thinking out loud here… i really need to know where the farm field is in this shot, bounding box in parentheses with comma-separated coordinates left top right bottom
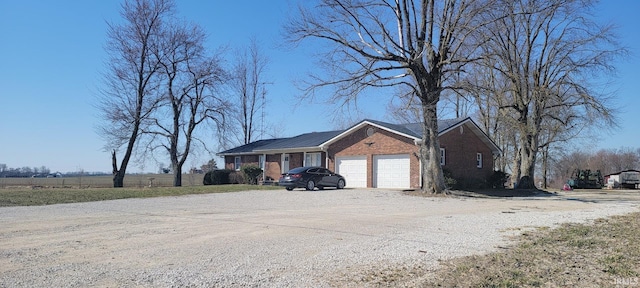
(0, 173, 205, 189)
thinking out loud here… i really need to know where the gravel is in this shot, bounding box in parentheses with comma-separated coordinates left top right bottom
(0, 189, 637, 287)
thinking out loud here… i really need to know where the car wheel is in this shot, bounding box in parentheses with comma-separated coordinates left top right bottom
(337, 179, 345, 189)
(305, 180, 315, 191)
(286, 187, 294, 191)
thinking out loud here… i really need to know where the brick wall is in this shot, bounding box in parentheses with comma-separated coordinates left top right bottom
(223, 156, 234, 170)
(328, 124, 421, 188)
(438, 122, 494, 187)
(224, 155, 259, 171)
(264, 154, 281, 181)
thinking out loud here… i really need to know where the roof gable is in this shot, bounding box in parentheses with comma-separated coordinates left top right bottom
(319, 117, 481, 149)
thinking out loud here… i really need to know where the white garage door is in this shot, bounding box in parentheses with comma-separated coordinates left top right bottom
(336, 156, 367, 188)
(373, 154, 410, 189)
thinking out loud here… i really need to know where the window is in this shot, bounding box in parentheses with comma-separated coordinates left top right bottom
(440, 148, 446, 166)
(234, 156, 241, 171)
(477, 153, 483, 168)
(259, 155, 265, 170)
(305, 152, 322, 167)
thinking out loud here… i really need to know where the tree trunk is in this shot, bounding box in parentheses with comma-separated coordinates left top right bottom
(113, 171, 125, 188)
(541, 146, 548, 189)
(172, 163, 182, 187)
(420, 103, 446, 194)
(170, 136, 182, 187)
(112, 150, 125, 188)
(517, 133, 537, 189)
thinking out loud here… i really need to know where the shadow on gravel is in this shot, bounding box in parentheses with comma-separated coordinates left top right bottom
(448, 189, 557, 198)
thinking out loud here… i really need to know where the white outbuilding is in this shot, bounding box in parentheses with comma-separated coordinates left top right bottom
(605, 170, 640, 189)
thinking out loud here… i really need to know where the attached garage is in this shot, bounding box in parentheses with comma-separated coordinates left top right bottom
(373, 154, 410, 189)
(335, 156, 367, 188)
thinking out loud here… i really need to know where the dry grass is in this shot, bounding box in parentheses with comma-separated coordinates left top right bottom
(346, 212, 640, 287)
(0, 184, 281, 207)
(424, 212, 640, 287)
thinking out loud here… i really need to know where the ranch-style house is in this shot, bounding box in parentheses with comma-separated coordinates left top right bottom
(218, 117, 501, 189)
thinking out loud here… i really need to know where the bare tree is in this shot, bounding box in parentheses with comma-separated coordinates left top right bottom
(285, 0, 496, 194)
(98, 0, 173, 187)
(478, 0, 624, 188)
(457, 62, 516, 174)
(231, 38, 270, 145)
(145, 22, 228, 187)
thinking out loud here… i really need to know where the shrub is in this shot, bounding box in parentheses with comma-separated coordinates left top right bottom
(443, 168, 458, 189)
(229, 171, 245, 184)
(443, 169, 493, 190)
(203, 169, 232, 185)
(241, 165, 263, 185)
(488, 170, 510, 189)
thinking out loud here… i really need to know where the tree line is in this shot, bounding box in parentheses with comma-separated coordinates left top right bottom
(0, 164, 52, 178)
(0, 164, 110, 178)
(546, 147, 640, 188)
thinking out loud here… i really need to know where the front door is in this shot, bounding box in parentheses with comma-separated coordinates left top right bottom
(282, 154, 290, 173)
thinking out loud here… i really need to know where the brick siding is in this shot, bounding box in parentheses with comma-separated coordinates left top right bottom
(438, 123, 494, 186)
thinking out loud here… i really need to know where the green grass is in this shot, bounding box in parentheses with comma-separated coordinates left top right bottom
(0, 184, 281, 207)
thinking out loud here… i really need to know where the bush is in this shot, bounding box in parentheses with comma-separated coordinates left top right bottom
(241, 165, 263, 185)
(488, 170, 510, 189)
(229, 171, 245, 184)
(443, 169, 493, 190)
(203, 169, 233, 185)
(443, 168, 458, 189)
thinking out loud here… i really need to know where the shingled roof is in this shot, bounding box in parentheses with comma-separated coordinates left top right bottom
(218, 117, 499, 155)
(256, 130, 344, 151)
(218, 130, 344, 155)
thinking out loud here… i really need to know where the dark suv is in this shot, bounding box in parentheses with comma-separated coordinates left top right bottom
(278, 166, 346, 191)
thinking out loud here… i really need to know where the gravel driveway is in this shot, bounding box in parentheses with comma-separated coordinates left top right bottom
(1, 188, 638, 287)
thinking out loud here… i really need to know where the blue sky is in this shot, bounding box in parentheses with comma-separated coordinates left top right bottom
(0, 1, 638, 173)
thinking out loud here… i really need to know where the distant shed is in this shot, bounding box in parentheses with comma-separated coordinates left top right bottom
(604, 169, 640, 189)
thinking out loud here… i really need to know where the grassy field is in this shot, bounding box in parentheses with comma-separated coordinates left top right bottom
(0, 184, 281, 207)
(0, 173, 205, 189)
